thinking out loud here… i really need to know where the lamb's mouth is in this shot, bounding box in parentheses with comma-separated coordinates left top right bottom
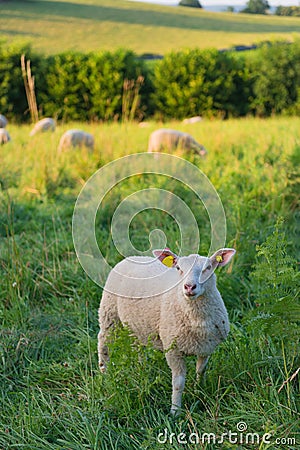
(184, 293, 200, 300)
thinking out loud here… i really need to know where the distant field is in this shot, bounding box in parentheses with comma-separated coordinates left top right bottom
(1, 0, 300, 55)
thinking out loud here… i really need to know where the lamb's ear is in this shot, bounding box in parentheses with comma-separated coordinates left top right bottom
(152, 248, 178, 267)
(210, 248, 236, 268)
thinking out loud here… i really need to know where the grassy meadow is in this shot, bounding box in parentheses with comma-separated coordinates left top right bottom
(0, 117, 299, 448)
(1, 0, 300, 55)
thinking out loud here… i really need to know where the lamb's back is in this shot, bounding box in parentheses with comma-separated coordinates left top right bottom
(104, 256, 175, 298)
(104, 256, 167, 347)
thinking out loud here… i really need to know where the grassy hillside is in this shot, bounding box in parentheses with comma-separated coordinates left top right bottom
(0, 117, 299, 448)
(1, 0, 300, 55)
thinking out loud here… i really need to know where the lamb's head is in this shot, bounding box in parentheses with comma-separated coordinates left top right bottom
(188, 137, 207, 157)
(195, 143, 208, 157)
(153, 248, 236, 300)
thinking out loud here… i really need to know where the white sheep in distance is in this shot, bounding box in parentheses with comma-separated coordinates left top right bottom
(29, 117, 56, 136)
(58, 129, 94, 152)
(98, 247, 236, 415)
(0, 129, 11, 145)
(182, 116, 203, 124)
(0, 114, 8, 128)
(147, 128, 207, 156)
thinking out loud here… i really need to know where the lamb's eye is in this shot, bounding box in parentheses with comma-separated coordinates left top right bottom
(204, 264, 211, 271)
(176, 265, 181, 271)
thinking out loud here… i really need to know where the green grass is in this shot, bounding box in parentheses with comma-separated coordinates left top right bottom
(0, 117, 299, 448)
(1, 0, 300, 55)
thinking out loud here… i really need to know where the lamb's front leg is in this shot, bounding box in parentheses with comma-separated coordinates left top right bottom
(165, 350, 187, 416)
(196, 355, 209, 381)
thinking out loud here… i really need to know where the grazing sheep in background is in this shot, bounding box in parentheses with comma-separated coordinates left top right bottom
(0, 129, 11, 144)
(29, 117, 56, 136)
(147, 128, 207, 156)
(58, 129, 94, 152)
(0, 115, 8, 128)
(138, 122, 150, 128)
(98, 247, 236, 415)
(182, 116, 203, 124)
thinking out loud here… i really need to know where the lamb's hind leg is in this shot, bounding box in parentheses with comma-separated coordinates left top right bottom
(97, 328, 110, 373)
(165, 350, 187, 416)
(98, 296, 119, 373)
(196, 355, 209, 382)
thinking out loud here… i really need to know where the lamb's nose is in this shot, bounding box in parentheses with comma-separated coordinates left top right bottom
(184, 283, 197, 293)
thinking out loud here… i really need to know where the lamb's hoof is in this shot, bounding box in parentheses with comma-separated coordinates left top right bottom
(170, 406, 182, 418)
(99, 363, 106, 373)
(196, 372, 207, 386)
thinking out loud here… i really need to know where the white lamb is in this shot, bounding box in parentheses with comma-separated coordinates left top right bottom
(98, 247, 236, 415)
(0, 114, 8, 128)
(30, 118, 56, 136)
(182, 116, 203, 124)
(58, 129, 94, 152)
(147, 128, 207, 156)
(0, 129, 11, 145)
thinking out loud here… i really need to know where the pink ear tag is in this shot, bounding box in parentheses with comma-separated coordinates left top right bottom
(162, 255, 175, 267)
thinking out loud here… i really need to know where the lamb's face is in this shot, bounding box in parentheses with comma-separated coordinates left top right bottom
(198, 145, 208, 157)
(152, 247, 236, 301)
(175, 255, 216, 300)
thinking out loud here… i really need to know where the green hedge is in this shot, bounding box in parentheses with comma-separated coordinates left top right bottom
(1, 42, 300, 122)
(38, 50, 151, 122)
(151, 48, 251, 119)
(0, 45, 151, 122)
(0, 44, 42, 122)
(248, 41, 300, 116)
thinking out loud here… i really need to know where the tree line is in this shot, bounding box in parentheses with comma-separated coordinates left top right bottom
(182, 0, 300, 16)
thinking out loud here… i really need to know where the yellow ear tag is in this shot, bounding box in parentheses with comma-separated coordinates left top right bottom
(216, 255, 223, 263)
(162, 255, 175, 267)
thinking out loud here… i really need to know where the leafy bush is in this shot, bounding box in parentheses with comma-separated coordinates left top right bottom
(275, 6, 300, 16)
(151, 48, 251, 119)
(179, 0, 202, 7)
(38, 52, 91, 122)
(0, 45, 151, 123)
(0, 43, 43, 122)
(39, 49, 151, 122)
(241, 0, 270, 15)
(248, 41, 300, 116)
